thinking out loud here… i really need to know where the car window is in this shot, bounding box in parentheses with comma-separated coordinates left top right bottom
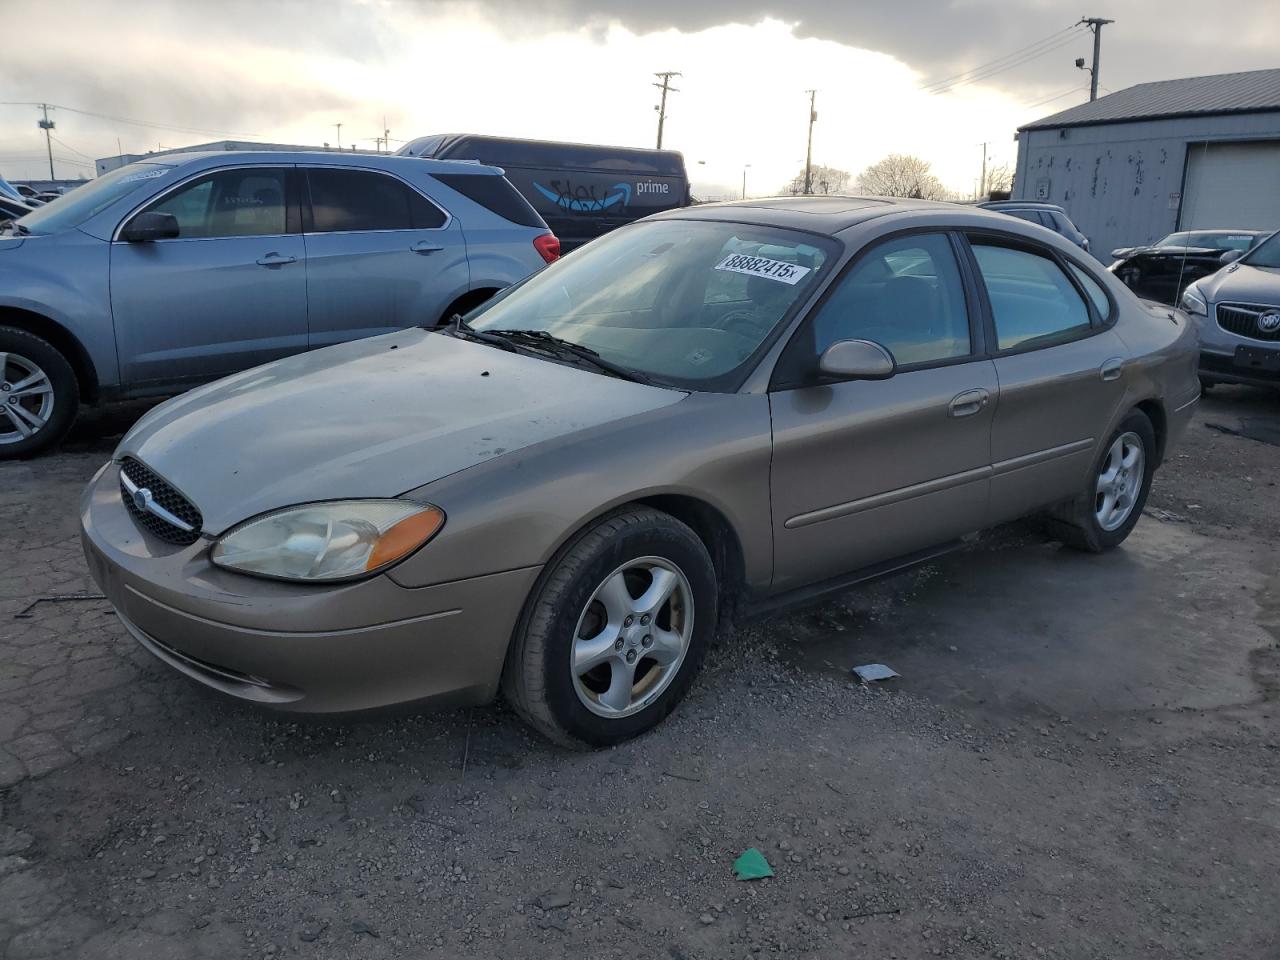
(1003, 209, 1040, 226)
(144, 169, 288, 239)
(1066, 262, 1111, 320)
(805, 233, 971, 366)
(468, 219, 833, 391)
(1244, 231, 1280, 267)
(307, 169, 445, 232)
(972, 243, 1092, 350)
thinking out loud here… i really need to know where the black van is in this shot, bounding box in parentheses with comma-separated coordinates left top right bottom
(397, 134, 690, 252)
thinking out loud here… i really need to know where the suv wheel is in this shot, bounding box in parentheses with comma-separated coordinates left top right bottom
(1046, 410, 1156, 553)
(0, 326, 79, 459)
(503, 507, 718, 748)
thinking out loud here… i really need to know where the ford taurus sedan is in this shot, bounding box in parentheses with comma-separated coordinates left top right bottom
(81, 197, 1200, 747)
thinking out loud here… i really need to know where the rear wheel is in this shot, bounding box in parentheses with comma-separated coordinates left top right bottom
(1046, 410, 1155, 553)
(0, 327, 79, 459)
(502, 507, 718, 748)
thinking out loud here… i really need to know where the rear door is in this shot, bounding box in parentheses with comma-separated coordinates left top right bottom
(768, 232, 998, 592)
(301, 167, 466, 347)
(110, 165, 307, 388)
(963, 236, 1129, 524)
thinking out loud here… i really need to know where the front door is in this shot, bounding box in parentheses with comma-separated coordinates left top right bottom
(964, 239, 1130, 524)
(769, 232, 997, 593)
(110, 166, 307, 390)
(301, 167, 465, 347)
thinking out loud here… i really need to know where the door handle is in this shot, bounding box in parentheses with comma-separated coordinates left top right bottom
(1099, 357, 1125, 381)
(410, 241, 444, 255)
(255, 253, 297, 267)
(948, 388, 989, 418)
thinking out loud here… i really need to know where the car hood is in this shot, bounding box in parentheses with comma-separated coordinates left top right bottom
(118, 329, 685, 534)
(1197, 262, 1280, 305)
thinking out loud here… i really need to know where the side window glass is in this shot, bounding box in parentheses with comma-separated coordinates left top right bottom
(145, 169, 287, 239)
(308, 169, 442, 232)
(972, 244, 1092, 350)
(1067, 262, 1111, 320)
(806, 233, 971, 366)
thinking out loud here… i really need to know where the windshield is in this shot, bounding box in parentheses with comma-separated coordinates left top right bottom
(1158, 231, 1258, 251)
(467, 219, 833, 390)
(16, 162, 173, 234)
(1244, 231, 1280, 268)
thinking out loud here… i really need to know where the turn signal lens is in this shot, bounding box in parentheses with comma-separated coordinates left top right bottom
(211, 500, 444, 582)
(367, 508, 445, 571)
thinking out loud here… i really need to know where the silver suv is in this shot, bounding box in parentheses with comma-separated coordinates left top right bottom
(0, 152, 556, 457)
(1180, 229, 1280, 389)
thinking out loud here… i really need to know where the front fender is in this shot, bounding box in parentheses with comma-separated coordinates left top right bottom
(0, 230, 118, 387)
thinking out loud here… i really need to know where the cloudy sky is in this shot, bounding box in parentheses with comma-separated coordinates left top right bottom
(2, 0, 1277, 196)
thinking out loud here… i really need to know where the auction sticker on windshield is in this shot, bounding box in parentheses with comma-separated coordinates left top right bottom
(715, 254, 812, 285)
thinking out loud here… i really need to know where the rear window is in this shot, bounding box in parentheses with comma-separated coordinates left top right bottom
(433, 173, 543, 228)
(306, 169, 445, 233)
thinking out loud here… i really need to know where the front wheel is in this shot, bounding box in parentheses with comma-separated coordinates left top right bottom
(502, 507, 718, 748)
(0, 326, 79, 460)
(1046, 410, 1156, 553)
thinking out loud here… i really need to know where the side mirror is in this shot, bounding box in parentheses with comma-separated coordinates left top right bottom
(818, 339, 896, 381)
(1219, 249, 1244, 265)
(120, 211, 179, 242)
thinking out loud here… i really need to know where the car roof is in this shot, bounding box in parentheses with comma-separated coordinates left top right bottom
(648, 195, 1023, 235)
(150, 150, 507, 177)
(978, 200, 1066, 212)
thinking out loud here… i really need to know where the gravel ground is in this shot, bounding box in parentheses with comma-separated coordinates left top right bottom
(1, 387, 1277, 960)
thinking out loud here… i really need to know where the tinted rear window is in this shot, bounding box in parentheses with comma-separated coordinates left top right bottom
(433, 173, 543, 228)
(306, 169, 445, 232)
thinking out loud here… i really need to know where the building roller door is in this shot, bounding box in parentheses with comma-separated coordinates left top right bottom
(1181, 140, 1280, 231)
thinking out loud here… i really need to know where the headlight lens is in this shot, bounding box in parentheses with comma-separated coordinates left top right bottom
(211, 500, 444, 582)
(1180, 286, 1208, 317)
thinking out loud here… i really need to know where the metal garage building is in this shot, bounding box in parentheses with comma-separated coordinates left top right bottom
(1013, 68, 1280, 258)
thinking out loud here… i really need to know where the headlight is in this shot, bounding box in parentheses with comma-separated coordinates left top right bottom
(1180, 286, 1208, 317)
(211, 500, 444, 582)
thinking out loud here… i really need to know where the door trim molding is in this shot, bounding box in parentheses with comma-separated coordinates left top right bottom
(990, 437, 1094, 477)
(784, 464, 991, 529)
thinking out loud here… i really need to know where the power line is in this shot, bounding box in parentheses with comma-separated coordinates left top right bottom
(920, 25, 1080, 93)
(921, 28, 1087, 95)
(48, 133, 94, 160)
(0, 101, 260, 139)
(1022, 84, 1089, 112)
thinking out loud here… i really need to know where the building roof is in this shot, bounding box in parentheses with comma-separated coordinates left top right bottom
(1019, 68, 1280, 131)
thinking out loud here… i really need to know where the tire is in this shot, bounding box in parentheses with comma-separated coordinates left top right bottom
(1046, 409, 1156, 553)
(0, 326, 79, 460)
(502, 507, 719, 748)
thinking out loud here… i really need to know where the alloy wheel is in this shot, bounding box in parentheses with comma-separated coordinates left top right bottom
(0, 352, 55, 445)
(1095, 431, 1144, 531)
(571, 557, 694, 718)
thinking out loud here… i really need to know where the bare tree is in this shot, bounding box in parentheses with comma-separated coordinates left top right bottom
(978, 161, 1014, 200)
(856, 154, 952, 200)
(783, 164, 851, 196)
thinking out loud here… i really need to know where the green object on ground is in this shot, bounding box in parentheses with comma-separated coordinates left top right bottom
(733, 847, 774, 880)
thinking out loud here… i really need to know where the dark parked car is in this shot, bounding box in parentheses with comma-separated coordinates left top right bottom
(0, 196, 32, 224)
(1109, 229, 1266, 263)
(398, 134, 690, 252)
(977, 200, 1089, 252)
(1107, 230, 1270, 305)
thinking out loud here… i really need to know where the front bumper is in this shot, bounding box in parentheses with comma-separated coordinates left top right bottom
(80, 462, 541, 713)
(1199, 347, 1280, 388)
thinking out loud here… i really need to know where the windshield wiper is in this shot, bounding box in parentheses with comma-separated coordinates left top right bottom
(436, 313, 517, 351)
(481, 328, 660, 385)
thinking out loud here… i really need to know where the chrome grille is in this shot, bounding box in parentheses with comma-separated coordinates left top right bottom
(1216, 302, 1280, 343)
(118, 457, 203, 546)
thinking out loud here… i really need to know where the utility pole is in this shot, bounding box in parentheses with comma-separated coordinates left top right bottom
(741, 163, 751, 200)
(803, 90, 817, 195)
(383, 118, 390, 154)
(333, 123, 343, 149)
(37, 104, 55, 180)
(1076, 17, 1114, 101)
(653, 71, 681, 149)
(978, 142, 988, 200)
